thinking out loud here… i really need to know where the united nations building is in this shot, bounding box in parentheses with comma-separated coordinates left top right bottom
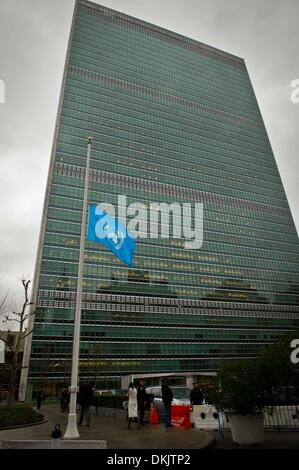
(19, 0, 299, 399)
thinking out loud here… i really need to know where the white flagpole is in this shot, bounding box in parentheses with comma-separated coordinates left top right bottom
(64, 136, 93, 439)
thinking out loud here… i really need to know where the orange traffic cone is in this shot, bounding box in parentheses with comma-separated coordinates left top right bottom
(149, 402, 159, 425)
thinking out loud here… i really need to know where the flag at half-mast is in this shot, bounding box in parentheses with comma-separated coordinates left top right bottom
(87, 204, 135, 267)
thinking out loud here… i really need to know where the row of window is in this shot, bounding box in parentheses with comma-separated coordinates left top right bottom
(27, 355, 253, 375)
(60, 109, 279, 195)
(36, 293, 299, 313)
(45, 214, 298, 255)
(70, 46, 260, 122)
(63, 80, 274, 173)
(76, 9, 248, 78)
(60, 100, 274, 185)
(58, 121, 281, 200)
(37, 273, 298, 305)
(64, 80, 269, 166)
(42, 246, 299, 284)
(50, 181, 295, 235)
(34, 314, 299, 332)
(40, 254, 299, 289)
(31, 338, 270, 354)
(65, 72, 268, 147)
(33, 323, 288, 341)
(51, 173, 292, 230)
(58, 126, 285, 205)
(47, 196, 296, 245)
(44, 222, 299, 265)
(52, 168, 290, 226)
(60, 115, 282, 196)
(68, 65, 263, 144)
(43, 242, 299, 279)
(71, 27, 255, 109)
(60, 110, 277, 191)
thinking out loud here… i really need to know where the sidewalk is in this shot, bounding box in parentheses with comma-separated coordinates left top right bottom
(0, 404, 213, 449)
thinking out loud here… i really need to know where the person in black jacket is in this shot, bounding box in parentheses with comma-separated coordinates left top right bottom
(190, 383, 203, 406)
(137, 379, 148, 425)
(161, 380, 173, 427)
(36, 390, 45, 410)
(78, 382, 94, 426)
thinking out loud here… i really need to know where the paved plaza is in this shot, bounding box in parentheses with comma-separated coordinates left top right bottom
(0, 404, 213, 449)
(1, 404, 299, 449)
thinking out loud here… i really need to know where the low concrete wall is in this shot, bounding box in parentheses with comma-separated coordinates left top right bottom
(0, 439, 107, 449)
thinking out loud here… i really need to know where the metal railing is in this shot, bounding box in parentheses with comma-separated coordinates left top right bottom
(220, 404, 299, 431)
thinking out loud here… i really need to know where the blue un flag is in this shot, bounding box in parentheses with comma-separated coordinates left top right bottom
(87, 204, 135, 267)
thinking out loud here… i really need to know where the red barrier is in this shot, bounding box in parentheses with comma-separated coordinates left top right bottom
(171, 405, 192, 428)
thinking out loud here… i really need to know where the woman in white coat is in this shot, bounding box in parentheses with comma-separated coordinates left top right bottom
(127, 382, 140, 430)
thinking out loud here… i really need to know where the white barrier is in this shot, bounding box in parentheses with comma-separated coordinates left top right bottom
(190, 405, 223, 431)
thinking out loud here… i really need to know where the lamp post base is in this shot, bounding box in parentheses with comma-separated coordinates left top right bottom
(64, 413, 79, 439)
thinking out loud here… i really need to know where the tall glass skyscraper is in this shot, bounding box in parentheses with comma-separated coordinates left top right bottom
(20, 0, 299, 398)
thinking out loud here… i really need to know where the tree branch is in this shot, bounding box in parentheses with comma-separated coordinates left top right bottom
(0, 289, 9, 312)
(3, 316, 21, 324)
(21, 330, 33, 339)
(0, 336, 14, 352)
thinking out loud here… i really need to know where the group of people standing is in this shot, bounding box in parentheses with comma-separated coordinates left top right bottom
(127, 380, 211, 429)
(127, 379, 148, 429)
(59, 382, 94, 427)
(127, 379, 174, 429)
(44, 379, 210, 430)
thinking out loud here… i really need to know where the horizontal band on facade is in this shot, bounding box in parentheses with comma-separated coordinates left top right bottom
(31, 336, 280, 345)
(50, 179, 296, 234)
(53, 161, 289, 216)
(77, 1, 245, 68)
(33, 319, 296, 332)
(36, 290, 299, 316)
(69, 65, 260, 130)
(28, 353, 260, 363)
(35, 300, 299, 320)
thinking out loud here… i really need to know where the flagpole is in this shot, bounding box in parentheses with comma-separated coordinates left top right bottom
(64, 136, 93, 439)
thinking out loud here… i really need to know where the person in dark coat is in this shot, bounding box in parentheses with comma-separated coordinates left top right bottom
(137, 379, 148, 426)
(161, 380, 173, 427)
(59, 388, 70, 413)
(203, 384, 213, 405)
(78, 382, 94, 426)
(189, 383, 203, 406)
(36, 390, 44, 410)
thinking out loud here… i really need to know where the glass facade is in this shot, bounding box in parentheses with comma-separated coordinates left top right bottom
(24, 0, 299, 394)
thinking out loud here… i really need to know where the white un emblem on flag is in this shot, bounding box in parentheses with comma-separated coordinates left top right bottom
(102, 221, 125, 251)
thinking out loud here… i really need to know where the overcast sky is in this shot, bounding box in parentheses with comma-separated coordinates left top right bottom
(0, 0, 298, 305)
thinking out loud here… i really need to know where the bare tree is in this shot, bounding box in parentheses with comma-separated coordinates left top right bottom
(0, 289, 9, 316)
(1, 279, 34, 408)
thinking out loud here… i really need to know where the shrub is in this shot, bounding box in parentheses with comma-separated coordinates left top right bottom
(211, 360, 267, 415)
(0, 405, 44, 428)
(211, 332, 299, 415)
